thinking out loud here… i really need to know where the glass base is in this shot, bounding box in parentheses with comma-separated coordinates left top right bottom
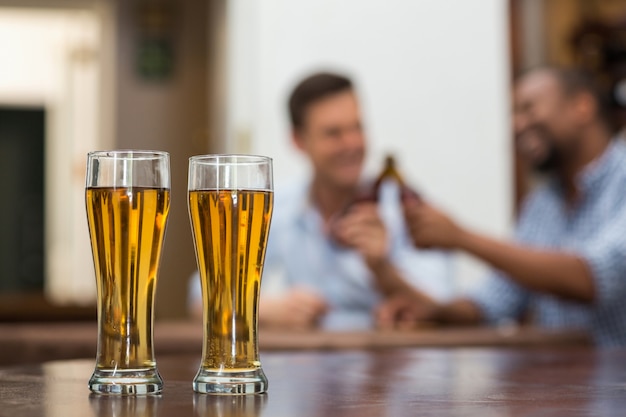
(89, 368, 163, 395)
(193, 368, 268, 394)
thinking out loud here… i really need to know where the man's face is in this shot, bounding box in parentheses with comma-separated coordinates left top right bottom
(513, 71, 582, 173)
(294, 90, 365, 189)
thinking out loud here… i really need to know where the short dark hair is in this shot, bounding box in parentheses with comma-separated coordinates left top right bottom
(288, 72, 353, 129)
(517, 66, 614, 131)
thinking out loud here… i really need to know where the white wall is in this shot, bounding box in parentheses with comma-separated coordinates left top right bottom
(227, 0, 512, 289)
(0, 5, 111, 304)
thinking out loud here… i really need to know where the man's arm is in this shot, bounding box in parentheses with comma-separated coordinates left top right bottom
(259, 289, 329, 329)
(457, 230, 594, 302)
(376, 292, 483, 328)
(366, 257, 434, 298)
(405, 201, 595, 303)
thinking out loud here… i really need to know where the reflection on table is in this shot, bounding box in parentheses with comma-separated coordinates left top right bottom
(1, 348, 625, 417)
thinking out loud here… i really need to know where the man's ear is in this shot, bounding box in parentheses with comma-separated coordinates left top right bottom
(573, 92, 597, 125)
(292, 128, 306, 152)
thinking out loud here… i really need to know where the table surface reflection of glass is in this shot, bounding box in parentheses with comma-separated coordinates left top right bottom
(1, 348, 626, 417)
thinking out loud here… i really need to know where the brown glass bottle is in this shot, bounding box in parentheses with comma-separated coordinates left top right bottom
(371, 154, 419, 202)
(373, 155, 404, 195)
(344, 154, 419, 207)
(329, 154, 418, 245)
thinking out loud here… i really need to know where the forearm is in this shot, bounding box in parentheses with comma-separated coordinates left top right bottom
(433, 298, 483, 325)
(376, 292, 483, 328)
(367, 258, 423, 298)
(456, 229, 595, 303)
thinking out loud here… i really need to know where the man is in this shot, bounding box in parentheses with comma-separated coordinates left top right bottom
(377, 67, 626, 347)
(258, 72, 451, 330)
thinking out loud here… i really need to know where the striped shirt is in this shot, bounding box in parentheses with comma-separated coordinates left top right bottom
(470, 139, 626, 347)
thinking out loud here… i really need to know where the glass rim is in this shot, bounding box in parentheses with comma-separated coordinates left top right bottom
(189, 154, 272, 165)
(87, 149, 169, 160)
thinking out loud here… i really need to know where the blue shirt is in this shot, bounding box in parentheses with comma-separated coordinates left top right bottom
(263, 180, 452, 330)
(470, 139, 626, 347)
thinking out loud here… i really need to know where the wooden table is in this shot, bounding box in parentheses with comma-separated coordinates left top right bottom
(0, 321, 591, 366)
(1, 348, 625, 416)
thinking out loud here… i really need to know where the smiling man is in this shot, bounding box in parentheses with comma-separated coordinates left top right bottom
(377, 67, 626, 347)
(257, 72, 452, 330)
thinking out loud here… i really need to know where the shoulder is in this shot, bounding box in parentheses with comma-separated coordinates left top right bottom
(513, 181, 561, 240)
(583, 139, 626, 210)
(273, 181, 305, 204)
(517, 177, 561, 219)
(270, 179, 309, 225)
(604, 139, 626, 183)
(609, 137, 626, 161)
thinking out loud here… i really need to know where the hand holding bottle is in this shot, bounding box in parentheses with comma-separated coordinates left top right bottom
(329, 154, 420, 251)
(331, 202, 390, 266)
(403, 199, 464, 250)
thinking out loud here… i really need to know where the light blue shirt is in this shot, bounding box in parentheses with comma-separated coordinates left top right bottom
(470, 139, 626, 347)
(262, 180, 452, 330)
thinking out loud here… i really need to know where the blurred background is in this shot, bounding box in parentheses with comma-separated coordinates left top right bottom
(1, 0, 625, 321)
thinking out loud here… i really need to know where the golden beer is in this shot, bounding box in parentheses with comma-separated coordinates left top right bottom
(86, 187, 170, 372)
(189, 189, 273, 371)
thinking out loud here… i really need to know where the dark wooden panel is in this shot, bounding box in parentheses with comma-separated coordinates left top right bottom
(0, 107, 45, 293)
(0, 321, 590, 366)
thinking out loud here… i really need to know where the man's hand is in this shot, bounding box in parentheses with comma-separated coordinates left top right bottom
(259, 288, 329, 330)
(331, 202, 390, 266)
(376, 294, 484, 329)
(375, 293, 440, 329)
(403, 199, 465, 249)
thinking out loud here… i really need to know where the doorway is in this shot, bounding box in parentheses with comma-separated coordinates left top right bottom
(0, 108, 45, 292)
(0, 2, 114, 311)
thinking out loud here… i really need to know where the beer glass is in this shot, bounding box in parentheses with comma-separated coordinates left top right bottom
(86, 150, 170, 395)
(188, 155, 273, 394)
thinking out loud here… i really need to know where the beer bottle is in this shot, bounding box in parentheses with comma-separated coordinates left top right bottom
(329, 153, 419, 246)
(372, 154, 420, 203)
(373, 155, 403, 196)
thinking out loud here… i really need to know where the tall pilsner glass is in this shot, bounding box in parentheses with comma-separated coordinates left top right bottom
(85, 150, 170, 395)
(188, 155, 273, 394)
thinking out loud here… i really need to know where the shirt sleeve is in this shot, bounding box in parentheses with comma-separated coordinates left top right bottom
(464, 190, 541, 323)
(467, 272, 530, 324)
(575, 206, 626, 308)
(260, 222, 289, 296)
(259, 181, 310, 296)
(187, 270, 202, 308)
